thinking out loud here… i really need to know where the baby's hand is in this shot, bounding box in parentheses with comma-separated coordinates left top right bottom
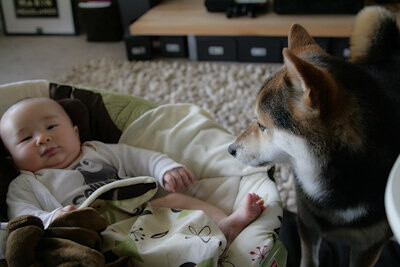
(52, 205, 76, 222)
(163, 167, 195, 193)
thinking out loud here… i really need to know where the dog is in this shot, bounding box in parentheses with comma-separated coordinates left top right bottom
(228, 6, 400, 267)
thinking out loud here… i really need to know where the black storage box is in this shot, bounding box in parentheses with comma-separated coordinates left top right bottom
(237, 37, 281, 63)
(314, 37, 329, 51)
(204, 0, 233, 12)
(329, 38, 350, 59)
(160, 36, 188, 58)
(196, 36, 237, 61)
(79, 1, 123, 42)
(125, 35, 152, 60)
(274, 0, 364, 14)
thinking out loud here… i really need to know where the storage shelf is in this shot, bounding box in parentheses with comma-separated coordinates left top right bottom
(126, 0, 400, 62)
(129, 0, 356, 37)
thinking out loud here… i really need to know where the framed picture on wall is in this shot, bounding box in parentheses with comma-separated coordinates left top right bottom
(0, 0, 77, 35)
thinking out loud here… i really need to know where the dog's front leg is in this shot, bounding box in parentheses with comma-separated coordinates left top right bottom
(297, 216, 321, 267)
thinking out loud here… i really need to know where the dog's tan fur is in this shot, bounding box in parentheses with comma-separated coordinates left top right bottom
(350, 6, 395, 63)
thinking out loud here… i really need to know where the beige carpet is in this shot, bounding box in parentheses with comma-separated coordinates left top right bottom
(57, 58, 296, 212)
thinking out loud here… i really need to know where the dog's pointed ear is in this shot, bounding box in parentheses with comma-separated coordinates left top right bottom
(288, 24, 326, 55)
(283, 48, 330, 109)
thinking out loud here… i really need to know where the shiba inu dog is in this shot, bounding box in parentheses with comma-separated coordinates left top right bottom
(228, 6, 400, 267)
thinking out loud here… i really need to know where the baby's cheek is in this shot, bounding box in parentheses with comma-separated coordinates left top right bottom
(17, 152, 43, 172)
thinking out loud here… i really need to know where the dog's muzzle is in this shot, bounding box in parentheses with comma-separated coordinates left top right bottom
(228, 144, 237, 157)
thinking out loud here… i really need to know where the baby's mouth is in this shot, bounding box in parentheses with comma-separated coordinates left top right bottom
(42, 146, 60, 157)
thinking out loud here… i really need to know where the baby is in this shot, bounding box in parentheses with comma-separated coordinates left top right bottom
(0, 97, 265, 244)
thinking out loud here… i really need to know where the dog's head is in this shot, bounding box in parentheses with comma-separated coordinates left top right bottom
(229, 24, 363, 167)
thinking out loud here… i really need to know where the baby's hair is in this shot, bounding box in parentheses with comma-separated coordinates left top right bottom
(0, 98, 39, 156)
(1, 97, 74, 126)
(1, 97, 35, 120)
(4, 97, 59, 112)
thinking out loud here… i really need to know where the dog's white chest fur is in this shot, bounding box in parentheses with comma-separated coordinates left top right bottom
(275, 131, 325, 199)
(276, 131, 369, 222)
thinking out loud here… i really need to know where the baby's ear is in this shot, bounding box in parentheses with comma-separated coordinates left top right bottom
(74, 125, 80, 137)
(57, 98, 91, 142)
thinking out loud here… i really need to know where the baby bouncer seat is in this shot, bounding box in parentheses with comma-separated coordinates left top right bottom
(0, 80, 287, 267)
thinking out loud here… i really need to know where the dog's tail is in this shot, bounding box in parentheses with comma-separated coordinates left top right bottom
(350, 6, 400, 63)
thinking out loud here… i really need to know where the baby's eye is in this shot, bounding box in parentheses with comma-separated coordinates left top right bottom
(257, 122, 266, 132)
(20, 136, 32, 143)
(47, 124, 58, 130)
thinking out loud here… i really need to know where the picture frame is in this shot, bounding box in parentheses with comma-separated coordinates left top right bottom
(0, 0, 77, 35)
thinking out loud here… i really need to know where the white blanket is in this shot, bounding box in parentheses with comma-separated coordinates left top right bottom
(118, 104, 283, 266)
(79, 175, 226, 267)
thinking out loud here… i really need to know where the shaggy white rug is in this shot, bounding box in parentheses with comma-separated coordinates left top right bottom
(57, 58, 296, 212)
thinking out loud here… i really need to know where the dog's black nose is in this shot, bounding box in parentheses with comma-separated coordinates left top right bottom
(228, 144, 237, 157)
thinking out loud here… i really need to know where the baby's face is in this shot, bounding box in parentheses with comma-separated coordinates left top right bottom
(0, 98, 81, 172)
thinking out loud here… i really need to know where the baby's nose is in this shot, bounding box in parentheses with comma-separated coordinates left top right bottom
(36, 134, 51, 145)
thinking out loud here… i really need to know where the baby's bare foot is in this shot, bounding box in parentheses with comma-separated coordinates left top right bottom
(219, 193, 265, 245)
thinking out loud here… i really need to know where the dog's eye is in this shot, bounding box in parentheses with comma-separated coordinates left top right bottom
(257, 122, 266, 132)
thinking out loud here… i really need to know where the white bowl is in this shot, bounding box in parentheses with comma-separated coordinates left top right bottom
(385, 154, 400, 242)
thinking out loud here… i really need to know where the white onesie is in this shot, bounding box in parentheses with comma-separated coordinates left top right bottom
(6, 141, 183, 228)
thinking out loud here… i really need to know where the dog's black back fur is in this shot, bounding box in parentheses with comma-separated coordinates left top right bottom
(310, 56, 400, 215)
